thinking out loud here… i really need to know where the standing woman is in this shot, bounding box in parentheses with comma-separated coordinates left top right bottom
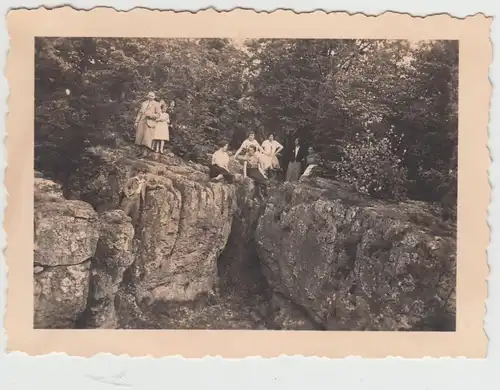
(152, 100, 170, 154)
(234, 131, 264, 158)
(285, 137, 305, 182)
(261, 134, 284, 173)
(237, 145, 268, 200)
(134, 91, 161, 151)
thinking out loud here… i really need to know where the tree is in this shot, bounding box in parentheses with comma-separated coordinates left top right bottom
(35, 37, 458, 217)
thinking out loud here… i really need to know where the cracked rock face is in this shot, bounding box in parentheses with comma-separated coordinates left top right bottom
(34, 178, 99, 328)
(67, 146, 238, 305)
(255, 179, 456, 331)
(129, 174, 236, 304)
(34, 262, 92, 328)
(34, 179, 99, 267)
(34, 146, 456, 331)
(82, 210, 135, 328)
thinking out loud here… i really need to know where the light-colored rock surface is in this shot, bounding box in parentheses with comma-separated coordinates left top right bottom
(34, 146, 456, 331)
(255, 178, 456, 331)
(34, 261, 91, 328)
(34, 178, 99, 328)
(127, 173, 236, 303)
(34, 178, 99, 267)
(68, 146, 238, 305)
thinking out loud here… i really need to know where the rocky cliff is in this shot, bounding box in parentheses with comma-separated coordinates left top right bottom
(34, 145, 456, 331)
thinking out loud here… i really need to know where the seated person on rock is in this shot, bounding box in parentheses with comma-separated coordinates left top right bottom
(236, 144, 268, 200)
(300, 146, 322, 180)
(209, 141, 235, 183)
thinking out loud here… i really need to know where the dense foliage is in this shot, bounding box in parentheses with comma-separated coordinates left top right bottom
(35, 37, 458, 218)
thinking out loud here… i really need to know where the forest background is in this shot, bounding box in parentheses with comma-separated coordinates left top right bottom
(34, 37, 458, 219)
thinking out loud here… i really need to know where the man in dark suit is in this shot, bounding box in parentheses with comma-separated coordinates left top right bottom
(285, 137, 306, 182)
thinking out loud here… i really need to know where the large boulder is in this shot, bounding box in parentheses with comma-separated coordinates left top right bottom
(67, 146, 238, 305)
(34, 262, 92, 329)
(35, 144, 456, 332)
(34, 179, 99, 267)
(82, 210, 135, 328)
(255, 178, 456, 331)
(34, 178, 99, 328)
(130, 173, 236, 303)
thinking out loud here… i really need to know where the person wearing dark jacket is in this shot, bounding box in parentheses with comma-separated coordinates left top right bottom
(285, 137, 306, 182)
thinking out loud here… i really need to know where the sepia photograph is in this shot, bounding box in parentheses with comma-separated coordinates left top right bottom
(4, 8, 491, 358)
(33, 36, 458, 332)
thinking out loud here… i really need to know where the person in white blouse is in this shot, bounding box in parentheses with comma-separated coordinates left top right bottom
(260, 134, 284, 173)
(233, 131, 264, 158)
(209, 141, 234, 183)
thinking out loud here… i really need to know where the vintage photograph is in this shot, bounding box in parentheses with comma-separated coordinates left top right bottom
(33, 36, 458, 331)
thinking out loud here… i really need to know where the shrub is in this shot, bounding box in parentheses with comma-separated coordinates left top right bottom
(332, 127, 408, 200)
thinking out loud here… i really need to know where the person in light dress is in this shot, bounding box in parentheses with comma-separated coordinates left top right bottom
(134, 91, 161, 150)
(152, 100, 170, 154)
(233, 131, 264, 158)
(260, 134, 283, 174)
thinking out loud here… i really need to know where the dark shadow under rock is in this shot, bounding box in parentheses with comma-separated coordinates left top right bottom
(217, 178, 270, 297)
(78, 210, 135, 329)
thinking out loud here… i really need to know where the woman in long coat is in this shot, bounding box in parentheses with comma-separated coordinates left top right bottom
(134, 91, 162, 150)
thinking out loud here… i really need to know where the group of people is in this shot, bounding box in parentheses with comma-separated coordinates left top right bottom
(132, 91, 322, 202)
(209, 131, 322, 199)
(134, 91, 173, 154)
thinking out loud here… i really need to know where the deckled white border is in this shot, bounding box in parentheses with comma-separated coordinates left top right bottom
(0, 1, 498, 389)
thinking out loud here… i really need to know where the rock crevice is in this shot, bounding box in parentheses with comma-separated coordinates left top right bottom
(34, 146, 456, 331)
(254, 180, 456, 331)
